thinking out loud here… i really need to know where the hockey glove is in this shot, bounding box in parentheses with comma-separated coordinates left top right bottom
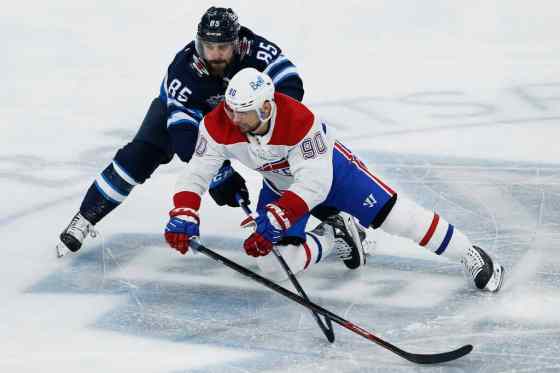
(208, 160, 250, 207)
(243, 204, 291, 257)
(164, 207, 200, 254)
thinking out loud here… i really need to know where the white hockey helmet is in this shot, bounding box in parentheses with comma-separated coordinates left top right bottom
(225, 68, 275, 114)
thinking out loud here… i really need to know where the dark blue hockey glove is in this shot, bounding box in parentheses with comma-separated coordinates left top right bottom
(208, 160, 250, 207)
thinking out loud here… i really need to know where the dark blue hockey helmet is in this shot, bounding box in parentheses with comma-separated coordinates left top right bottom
(197, 7, 240, 44)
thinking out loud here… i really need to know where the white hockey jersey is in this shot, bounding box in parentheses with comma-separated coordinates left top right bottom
(175, 93, 336, 215)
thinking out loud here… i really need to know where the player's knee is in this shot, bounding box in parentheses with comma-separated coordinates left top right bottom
(377, 195, 434, 242)
(255, 241, 307, 280)
(310, 205, 339, 221)
(369, 194, 397, 229)
(114, 141, 171, 183)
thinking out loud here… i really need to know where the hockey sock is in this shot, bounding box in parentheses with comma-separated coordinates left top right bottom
(79, 161, 138, 224)
(379, 196, 471, 262)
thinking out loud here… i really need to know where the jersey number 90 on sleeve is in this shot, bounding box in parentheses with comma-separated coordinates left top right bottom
(300, 132, 327, 159)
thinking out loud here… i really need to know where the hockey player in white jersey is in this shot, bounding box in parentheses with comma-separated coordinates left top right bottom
(164, 68, 504, 292)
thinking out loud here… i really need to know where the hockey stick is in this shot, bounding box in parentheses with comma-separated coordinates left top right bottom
(189, 239, 472, 364)
(235, 194, 335, 343)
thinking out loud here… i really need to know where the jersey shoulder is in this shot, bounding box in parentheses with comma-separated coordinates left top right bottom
(163, 42, 212, 110)
(167, 42, 206, 85)
(269, 93, 315, 146)
(203, 103, 248, 145)
(238, 27, 283, 71)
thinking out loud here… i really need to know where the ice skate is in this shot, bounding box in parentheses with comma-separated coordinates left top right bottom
(56, 212, 96, 257)
(325, 212, 367, 269)
(461, 245, 504, 292)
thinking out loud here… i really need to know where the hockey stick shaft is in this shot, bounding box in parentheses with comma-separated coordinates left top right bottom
(190, 240, 472, 364)
(236, 195, 335, 342)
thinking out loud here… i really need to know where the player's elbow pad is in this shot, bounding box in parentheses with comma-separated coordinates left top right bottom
(276, 77, 304, 102)
(169, 126, 198, 163)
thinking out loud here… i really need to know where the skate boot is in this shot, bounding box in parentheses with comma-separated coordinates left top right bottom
(325, 212, 367, 269)
(461, 245, 504, 292)
(56, 212, 96, 257)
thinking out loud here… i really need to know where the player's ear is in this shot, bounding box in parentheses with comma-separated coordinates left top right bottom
(260, 101, 272, 117)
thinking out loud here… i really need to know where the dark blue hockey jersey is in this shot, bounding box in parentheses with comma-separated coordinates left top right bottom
(158, 26, 304, 162)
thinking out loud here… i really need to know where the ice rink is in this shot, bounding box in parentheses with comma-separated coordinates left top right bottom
(2, 1, 560, 372)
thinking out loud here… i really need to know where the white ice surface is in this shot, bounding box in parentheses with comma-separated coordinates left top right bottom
(2, 1, 560, 372)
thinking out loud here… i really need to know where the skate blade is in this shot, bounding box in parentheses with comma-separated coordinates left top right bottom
(56, 243, 70, 258)
(485, 264, 504, 292)
(343, 213, 366, 267)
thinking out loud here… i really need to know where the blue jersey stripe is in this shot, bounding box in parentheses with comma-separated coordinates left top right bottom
(167, 109, 201, 128)
(168, 119, 198, 128)
(185, 108, 203, 120)
(264, 55, 289, 73)
(272, 69, 299, 85)
(267, 59, 295, 80)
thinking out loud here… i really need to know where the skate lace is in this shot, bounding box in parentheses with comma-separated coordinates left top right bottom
(335, 238, 353, 260)
(461, 247, 484, 279)
(67, 215, 97, 239)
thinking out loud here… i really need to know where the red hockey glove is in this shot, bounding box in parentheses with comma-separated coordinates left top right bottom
(164, 207, 200, 254)
(243, 203, 291, 257)
(165, 191, 202, 254)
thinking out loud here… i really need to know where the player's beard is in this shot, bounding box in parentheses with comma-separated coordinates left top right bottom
(207, 60, 228, 76)
(236, 122, 254, 133)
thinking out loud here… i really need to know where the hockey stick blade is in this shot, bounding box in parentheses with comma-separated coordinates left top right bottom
(400, 344, 473, 364)
(344, 318, 473, 364)
(190, 240, 473, 364)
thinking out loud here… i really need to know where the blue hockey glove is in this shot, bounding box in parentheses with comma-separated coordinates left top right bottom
(209, 160, 250, 207)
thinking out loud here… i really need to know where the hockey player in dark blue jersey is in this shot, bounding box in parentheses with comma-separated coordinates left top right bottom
(56, 7, 312, 256)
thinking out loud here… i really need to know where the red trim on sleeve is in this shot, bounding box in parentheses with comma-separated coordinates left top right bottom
(419, 213, 439, 246)
(173, 191, 201, 210)
(274, 191, 309, 224)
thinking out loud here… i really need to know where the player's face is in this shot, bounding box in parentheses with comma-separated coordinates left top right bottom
(224, 104, 261, 133)
(201, 41, 235, 75)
